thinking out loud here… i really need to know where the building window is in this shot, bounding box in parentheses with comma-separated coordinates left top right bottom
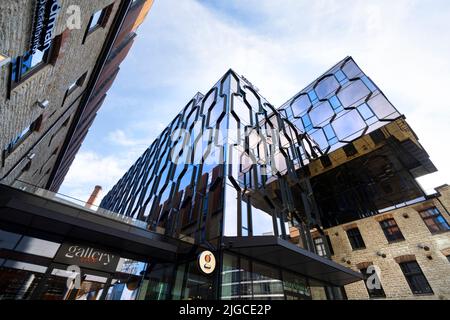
(10, 39, 58, 87)
(320, 155, 332, 168)
(360, 268, 386, 298)
(313, 237, 327, 257)
(326, 235, 334, 256)
(346, 227, 366, 250)
(419, 207, 450, 234)
(62, 72, 88, 106)
(447, 255, 450, 263)
(83, 5, 113, 43)
(2, 116, 43, 161)
(380, 218, 405, 242)
(399, 261, 433, 295)
(343, 143, 358, 157)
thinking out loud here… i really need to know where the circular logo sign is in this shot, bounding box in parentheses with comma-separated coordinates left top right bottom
(198, 251, 216, 275)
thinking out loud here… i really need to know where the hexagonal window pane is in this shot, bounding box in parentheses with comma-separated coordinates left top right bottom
(292, 117, 305, 132)
(208, 97, 225, 126)
(315, 76, 340, 100)
(337, 80, 371, 107)
(232, 96, 251, 125)
(342, 60, 361, 79)
(244, 88, 260, 112)
(310, 129, 328, 150)
(291, 94, 311, 117)
(367, 94, 400, 120)
(203, 89, 217, 113)
(309, 101, 334, 127)
(332, 109, 366, 141)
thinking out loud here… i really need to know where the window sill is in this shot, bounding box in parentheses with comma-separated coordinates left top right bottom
(351, 247, 366, 252)
(430, 230, 450, 236)
(10, 63, 51, 92)
(82, 26, 104, 45)
(412, 292, 434, 297)
(387, 239, 406, 244)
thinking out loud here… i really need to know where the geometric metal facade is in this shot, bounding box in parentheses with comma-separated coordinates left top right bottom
(100, 57, 435, 255)
(280, 57, 401, 154)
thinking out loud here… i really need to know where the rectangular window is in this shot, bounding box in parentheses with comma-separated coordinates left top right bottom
(343, 143, 358, 157)
(419, 207, 450, 234)
(2, 116, 43, 161)
(10, 41, 57, 87)
(360, 268, 386, 298)
(65, 72, 87, 100)
(326, 235, 334, 256)
(399, 261, 433, 295)
(346, 227, 366, 250)
(83, 5, 113, 43)
(313, 237, 327, 257)
(447, 256, 450, 263)
(380, 218, 405, 242)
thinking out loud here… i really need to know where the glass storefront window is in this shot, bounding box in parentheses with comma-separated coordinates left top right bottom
(221, 253, 318, 301)
(251, 262, 284, 300)
(282, 270, 311, 300)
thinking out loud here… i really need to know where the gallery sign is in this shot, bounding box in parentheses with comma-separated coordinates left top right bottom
(30, 0, 61, 54)
(54, 243, 120, 273)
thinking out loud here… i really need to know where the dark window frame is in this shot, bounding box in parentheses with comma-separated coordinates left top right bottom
(313, 237, 327, 257)
(343, 143, 358, 157)
(62, 72, 88, 107)
(399, 261, 433, 295)
(346, 227, 366, 250)
(2, 115, 43, 164)
(379, 218, 405, 243)
(82, 4, 114, 44)
(419, 207, 450, 234)
(9, 36, 61, 90)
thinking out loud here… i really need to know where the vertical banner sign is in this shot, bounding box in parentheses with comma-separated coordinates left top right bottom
(30, 0, 61, 54)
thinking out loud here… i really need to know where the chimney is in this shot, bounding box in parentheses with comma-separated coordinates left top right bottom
(86, 185, 102, 209)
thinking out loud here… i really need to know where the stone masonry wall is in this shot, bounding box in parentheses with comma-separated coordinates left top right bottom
(326, 185, 450, 300)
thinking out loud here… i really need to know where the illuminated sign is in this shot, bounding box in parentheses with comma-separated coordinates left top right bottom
(198, 251, 216, 275)
(30, 0, 61, 54)
(55, 243, 120, 273)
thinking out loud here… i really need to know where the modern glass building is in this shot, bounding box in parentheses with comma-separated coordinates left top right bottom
(98, 57, 436, 300)
(0, 57, 436, 300)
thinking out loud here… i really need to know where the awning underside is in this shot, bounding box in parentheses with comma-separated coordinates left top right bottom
(223, 236, 363, 287)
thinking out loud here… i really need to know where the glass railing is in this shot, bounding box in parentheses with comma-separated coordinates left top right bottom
(5, 180, 196, 244)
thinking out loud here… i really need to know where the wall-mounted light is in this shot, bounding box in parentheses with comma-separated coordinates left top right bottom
(37, 100, 49, 109)
(376, 251, 387, 258)
(402, 213, 409, 219)
(426, 255, 433, 260)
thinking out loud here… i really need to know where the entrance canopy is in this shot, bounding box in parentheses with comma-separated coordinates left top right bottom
(223, 236, 363, 286)
(0, 184, 182, 262)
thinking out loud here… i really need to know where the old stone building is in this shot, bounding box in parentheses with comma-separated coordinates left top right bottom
(0, 0, 153, 191)
(324, 185, 450, 299)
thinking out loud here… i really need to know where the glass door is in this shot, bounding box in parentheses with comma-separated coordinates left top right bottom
(38, 263, 111, 300)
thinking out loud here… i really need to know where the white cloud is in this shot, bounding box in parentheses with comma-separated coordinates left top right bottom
(60, 151, 135, 203)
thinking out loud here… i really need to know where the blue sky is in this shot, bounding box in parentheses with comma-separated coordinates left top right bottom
(59, 0, 450, 203)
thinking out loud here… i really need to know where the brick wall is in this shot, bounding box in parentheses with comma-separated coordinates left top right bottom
(0, 0, 119, 188)
(326, 185, 450, 300)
